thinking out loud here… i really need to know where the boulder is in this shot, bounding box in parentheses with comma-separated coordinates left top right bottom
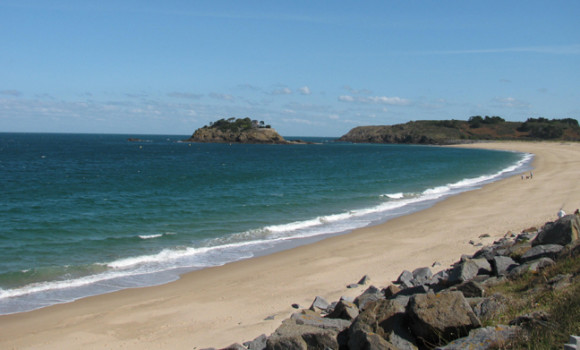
(265, 318, 340, 350)
(532, 214, 580, 246)
(355, 286, 385, 311)
(309, 296, 331, 314)
(411, 267, 433, 286)
(348, 299, 416, 350)
(407, 291, 481, 347)
(290, 310, 351, 332)
(435, 325, 520, 350)
(383, 284, 401, 299)
(508, 258, 555, 278)
(520, 244, 563, 262)
(396, 270, 415, 288)
(453, 280, 486, 298)
(491, 256, 519, 276)
(244, 334, 267, 350)
(448, 259, 480, 283)
(472, 293, 510, 321)
(326, 300, 359, 321)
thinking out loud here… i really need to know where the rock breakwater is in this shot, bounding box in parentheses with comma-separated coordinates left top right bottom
(205, 212, 580, 350)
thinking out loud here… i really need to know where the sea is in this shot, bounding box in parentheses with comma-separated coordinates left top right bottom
(0, 133, 532, 315)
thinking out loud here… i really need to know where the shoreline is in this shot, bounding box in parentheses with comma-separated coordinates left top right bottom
(1, 141, 579, 349)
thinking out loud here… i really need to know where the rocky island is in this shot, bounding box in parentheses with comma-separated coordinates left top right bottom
(185, 117, 305, 144)
(339, 117, 580, 145)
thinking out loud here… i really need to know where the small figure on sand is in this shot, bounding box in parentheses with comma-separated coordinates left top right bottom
(558, 209, 566, 218)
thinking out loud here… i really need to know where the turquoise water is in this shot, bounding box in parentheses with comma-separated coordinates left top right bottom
(0, 133, 531, 314)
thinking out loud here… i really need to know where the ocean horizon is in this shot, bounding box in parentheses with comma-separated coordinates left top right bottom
(0, 133, 532, 315)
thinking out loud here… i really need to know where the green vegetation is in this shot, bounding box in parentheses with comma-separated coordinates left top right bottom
(486, 252, 580, 349)
(339, 116, 580, 145)
(203, 117, 270, 132)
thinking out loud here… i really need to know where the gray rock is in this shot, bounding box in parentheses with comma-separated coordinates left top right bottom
(448, 259, 480, 283)
(473, 293, 510, 321)
(408, 291, 481, 347)
(396, 270, 415, 288)
(244, 334, 267, 350)
(291, 310, 351, 332)
(358, 275, 371, 285)
(548, 273, 573, 290)
(532, 214, 580, 246)
(383, 284, 401, 299)
(355, 286, 385, 311)
(508, 257, 555, 278)
(411, 267, 432, 286)
(472, 258, 493, 275)
(429, 270, 450, 286)
(492, 256, 519, 276)
(309, 296, 331, 313)
(348, 329, 398, 350)
(520, 244, 563, 262)
(509, 311, 551, 328)
(347, 283, 360, 289)
(265, 318, 339, 350)
(453, 280, 485, 298)
(435, 325, 520, 350)
(348, 299, 416, 350)
(326, 300, 359, 321)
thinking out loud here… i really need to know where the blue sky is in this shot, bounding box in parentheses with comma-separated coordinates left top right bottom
(1, 1, 579, 137)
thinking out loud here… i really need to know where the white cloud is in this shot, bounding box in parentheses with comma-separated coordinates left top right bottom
(338, 95, 410, 106)
(271, 87, 292, 95)
(299, 86, 311, 95)
(492, 97, 530, 109)
(329, 114, 339, 120)
(338, 95, 355, 102)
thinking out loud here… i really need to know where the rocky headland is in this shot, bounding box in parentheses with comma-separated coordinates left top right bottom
(338, 117, 580, 145)
(208, 212, 580, 350)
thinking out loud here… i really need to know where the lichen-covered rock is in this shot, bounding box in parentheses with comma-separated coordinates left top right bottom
(435, 325, 520, 350)
(472, 293, 510, 322)
(348, 299, 416, 350)
(520, 244, 563, 262)
(408, 291, 481, 347)
(244, 334, 267, 350)
(265, 318, 340, 350)
(453, 280, 485, 298)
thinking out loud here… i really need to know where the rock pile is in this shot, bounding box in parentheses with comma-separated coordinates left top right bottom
(206, 213, 580, 350)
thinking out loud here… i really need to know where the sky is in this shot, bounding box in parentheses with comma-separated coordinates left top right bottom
(1, 1, 579, 137)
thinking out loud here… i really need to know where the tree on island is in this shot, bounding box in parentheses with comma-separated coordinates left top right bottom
(204, 117, 271, 133)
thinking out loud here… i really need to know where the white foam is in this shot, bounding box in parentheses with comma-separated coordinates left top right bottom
(138, 234, 163, 240)
(382, 192, 404, 199)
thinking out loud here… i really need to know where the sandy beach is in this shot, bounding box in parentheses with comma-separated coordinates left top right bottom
(1, 141, 579, 349)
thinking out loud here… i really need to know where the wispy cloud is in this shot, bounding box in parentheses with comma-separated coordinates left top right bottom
(209, 93, 235, 101)
(168, 92, 203, 100)
(338, 95, 411, 106)
(492, 97, 530, 109)
(270, 87, 292, 95)
(1, 89, 22, 97)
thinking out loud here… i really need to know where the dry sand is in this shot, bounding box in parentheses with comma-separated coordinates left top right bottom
(1, 141, 579, 349)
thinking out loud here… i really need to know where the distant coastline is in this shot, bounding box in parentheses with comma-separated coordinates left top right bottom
(338, 117, 580, 145)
